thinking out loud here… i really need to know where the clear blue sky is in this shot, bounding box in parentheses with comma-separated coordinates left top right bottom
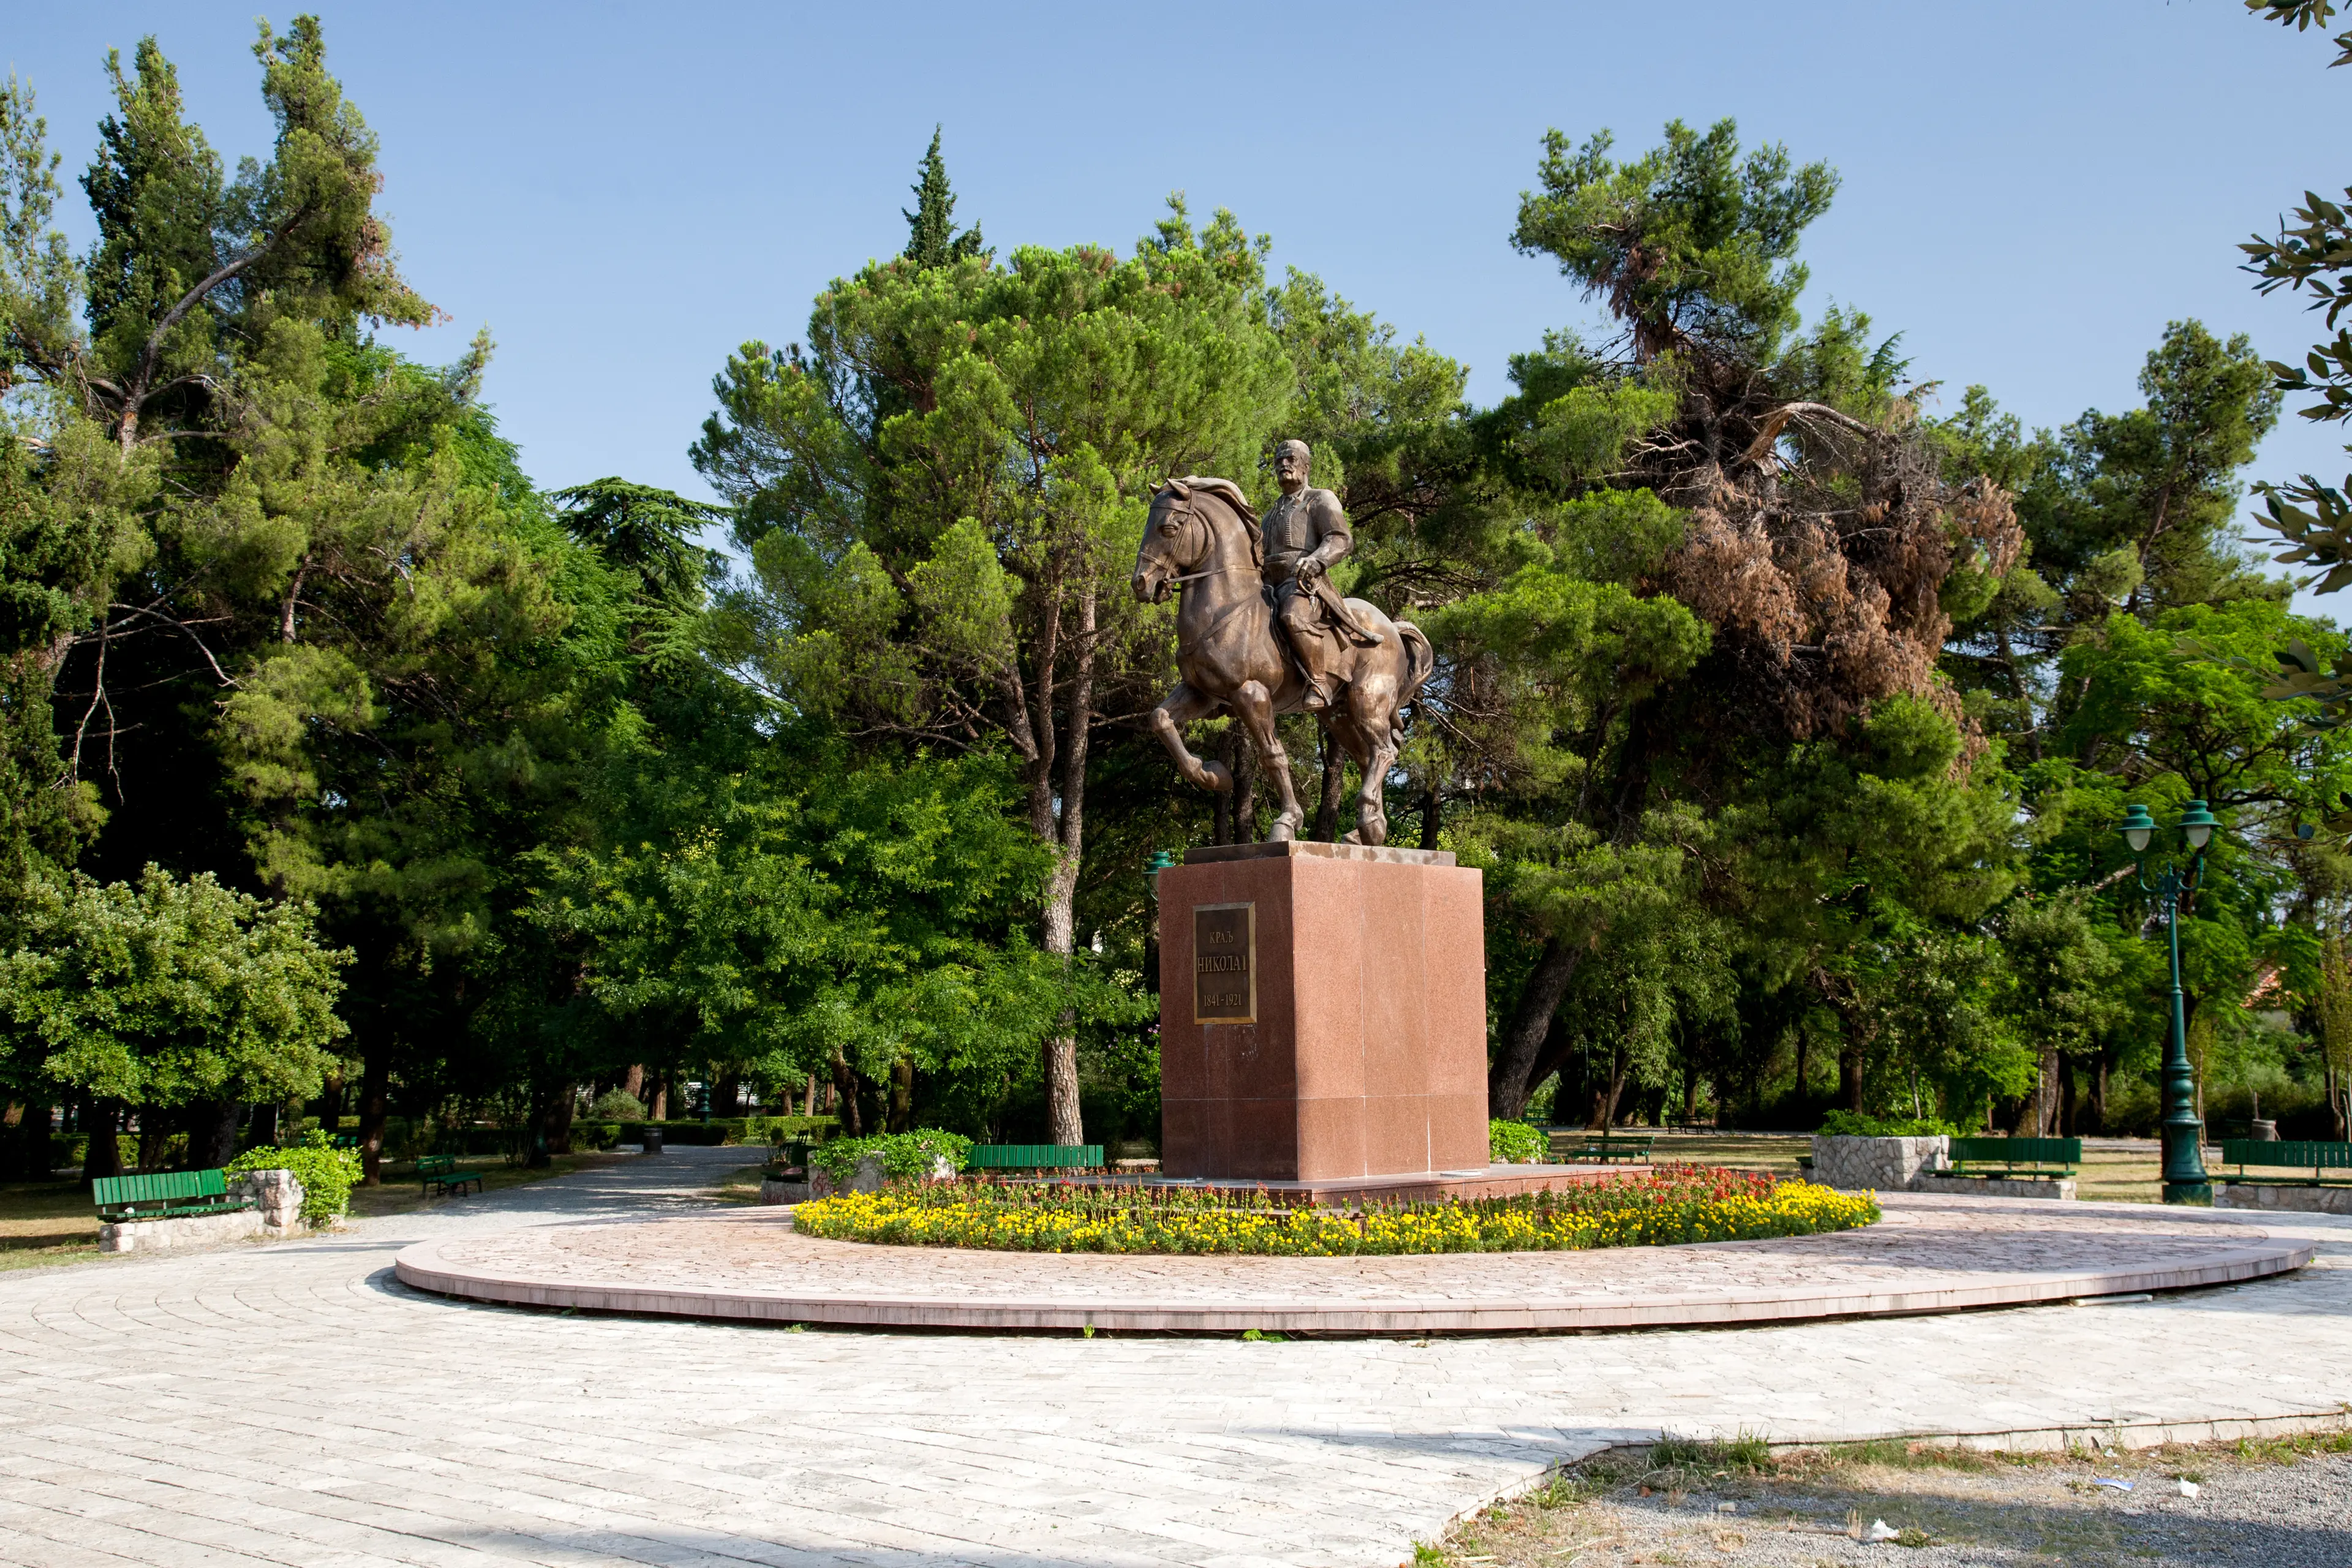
(8, 1, 2348, 604)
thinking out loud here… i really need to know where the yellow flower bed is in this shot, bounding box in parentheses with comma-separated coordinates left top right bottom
(793, 1172, 1878, 1256)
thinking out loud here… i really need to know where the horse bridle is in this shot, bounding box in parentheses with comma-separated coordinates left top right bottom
(1156, 493, 1259, 587)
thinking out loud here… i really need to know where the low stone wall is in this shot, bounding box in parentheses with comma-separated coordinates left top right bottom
(99, 1207, 262, 1253)
(1920, 1174, 2078, 1200)
(1810, 1135, 1949, 1193)
(96, 1168, 312, 1253)
(2215, 1182, 2352, 1216)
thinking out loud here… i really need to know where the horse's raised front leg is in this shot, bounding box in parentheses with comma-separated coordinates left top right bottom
(1229, 679, 1304, 842)
(1150, 682, 1231, 793)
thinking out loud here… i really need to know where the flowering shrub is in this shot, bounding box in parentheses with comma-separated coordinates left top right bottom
(1489, 1119, 1547, 1164)
(794, 1165, 1878, 1256)
(225, 1129, 362, 1224)
(807, 1129, 973, 1183)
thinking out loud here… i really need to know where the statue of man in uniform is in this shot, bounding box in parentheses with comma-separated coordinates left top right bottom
(1261, 439, 1370, 712)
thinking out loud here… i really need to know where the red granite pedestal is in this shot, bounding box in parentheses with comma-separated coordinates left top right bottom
(1158, 841, 1491, 1182)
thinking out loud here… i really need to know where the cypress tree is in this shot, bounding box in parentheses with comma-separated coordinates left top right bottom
(900, 127, 985, 268)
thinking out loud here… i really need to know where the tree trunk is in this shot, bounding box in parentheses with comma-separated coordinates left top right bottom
(5, 1104, 51, 1181)
(1213, 727, 1234, 845)
(1420, 786, 1441, 851)
(1838, 1047, 1865, 1115)
(2057, 1052, 2077, 1138)
(2090, 1046, 2112, 1136)
(622, 1063, 645, 1101)
(318, 1071, 344, 1138)
(1793, 1029, 1811, 1107)
(649, 1077, 669, 1120)
(889, 1055, 914, 1133)
(185, 1099, 242, 1170)
(249, 1102, 279, 1149)
(79, 1095, 124, 1186)
(1039, 579, 1097, 1148)
(1588, 1045, 1629, 1129)
(713, 1075, 742, 1117)
(1312, 726, 1347, 843)
(1232, 728, 1256, 843)
(358, 1046, 389, 1186)
(802, 1073, 817, 1117)
(829, 1047, 862, 1137)
(535, 1081, 576, 1159)
(1488, 937, 1586, 1117)
(136, 1104, 175, 1174)
(1681, 1063, 1700, 1123)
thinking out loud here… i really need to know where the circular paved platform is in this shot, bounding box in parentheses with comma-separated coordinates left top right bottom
(393, 1191, 2313, 1333)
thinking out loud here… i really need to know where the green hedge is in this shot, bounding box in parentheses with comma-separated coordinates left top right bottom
(621, 1115, 839, 1147)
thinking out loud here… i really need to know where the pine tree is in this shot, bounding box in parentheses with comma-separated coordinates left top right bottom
(900, 127, 985, 268)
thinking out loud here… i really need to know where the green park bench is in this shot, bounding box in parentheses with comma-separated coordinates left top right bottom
(91, 1169, 255, 1224)
(1548, 1131, 1655, 1164)
(2219, 1140, 2352, 1187)
(1944, 1136, 2080, 1181)
(964, 1144, 1106, 1173)
(417, 1153, 484, 1198)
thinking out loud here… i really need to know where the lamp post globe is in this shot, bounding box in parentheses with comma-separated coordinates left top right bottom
(2118, 802, 2214, 1204)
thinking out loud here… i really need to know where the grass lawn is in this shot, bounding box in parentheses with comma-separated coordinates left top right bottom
(710, 1163, 770, 1204)
(0, 1180, 102, 1272)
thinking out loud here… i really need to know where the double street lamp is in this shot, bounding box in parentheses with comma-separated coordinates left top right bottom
(2117, 798, 2220, 1205)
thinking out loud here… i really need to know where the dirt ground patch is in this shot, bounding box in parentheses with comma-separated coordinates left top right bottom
(1426, 1431, 2352, 1567)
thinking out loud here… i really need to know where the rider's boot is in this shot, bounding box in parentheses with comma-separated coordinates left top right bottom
(1302, 676, 1332, 713)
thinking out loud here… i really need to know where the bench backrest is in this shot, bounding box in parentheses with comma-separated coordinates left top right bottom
(2223, 1139, 2352, 1169)
(92, 1168, 230, 1208)
(417, 1154, 455, 1174)
(1949, 1137, 2081, 1164)
(965, 1144, 1104, 1170)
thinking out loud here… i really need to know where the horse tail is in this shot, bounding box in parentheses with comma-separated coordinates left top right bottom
(1392, 619, 1434, 746)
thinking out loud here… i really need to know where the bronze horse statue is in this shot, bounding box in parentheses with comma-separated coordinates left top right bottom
(1130, 477, 1431, 845)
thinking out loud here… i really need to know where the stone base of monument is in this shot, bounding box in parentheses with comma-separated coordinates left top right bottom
(1158, 840, 1491, 1183)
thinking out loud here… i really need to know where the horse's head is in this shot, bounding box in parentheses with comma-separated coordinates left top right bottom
(1132, 476, 1259, 604)
(1133, 481, 1206, 604)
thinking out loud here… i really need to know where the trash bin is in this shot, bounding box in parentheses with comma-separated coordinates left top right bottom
(641, 1124, 663, 1155)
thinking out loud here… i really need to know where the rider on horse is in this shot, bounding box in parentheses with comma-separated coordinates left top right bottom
(1263, 440, 1378, 712)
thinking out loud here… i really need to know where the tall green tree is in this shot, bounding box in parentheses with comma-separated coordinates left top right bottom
(695, 197, 1295, 1142)
(901, 128, 987, 269)
(0, 865, 346, 1178)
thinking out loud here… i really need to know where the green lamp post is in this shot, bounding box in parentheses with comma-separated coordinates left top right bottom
(2119, 798, 2219, 1204)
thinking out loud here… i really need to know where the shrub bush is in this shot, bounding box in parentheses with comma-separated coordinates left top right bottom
(587, 1088, 646, 1122)
(1818, 1110, 1958, 1138)
(809, 1129, 972, 1182)
(225, 1129, 362, 1224)
(1490, 1119, 1546, 1164)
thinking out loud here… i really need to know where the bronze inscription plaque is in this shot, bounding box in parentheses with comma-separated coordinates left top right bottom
(1192, 902, 1256, 1023)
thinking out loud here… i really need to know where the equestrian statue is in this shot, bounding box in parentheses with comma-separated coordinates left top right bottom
(1129, 440, 1431, 846)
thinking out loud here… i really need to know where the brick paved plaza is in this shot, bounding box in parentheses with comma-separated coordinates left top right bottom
(2, 1147, 2349, 1567)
